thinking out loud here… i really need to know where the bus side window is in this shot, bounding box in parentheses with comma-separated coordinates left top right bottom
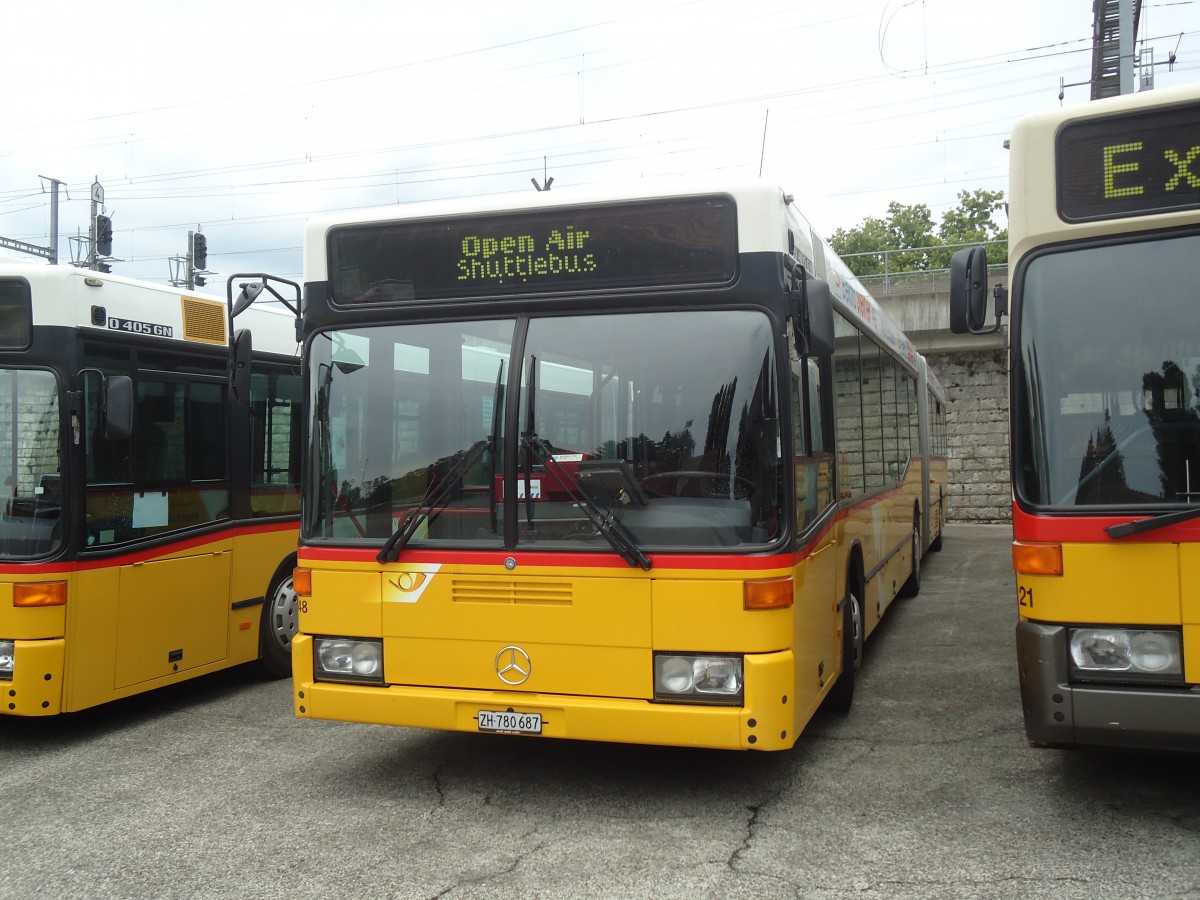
(792, 325, 834, 532)
(137, 396, 168, 482)
(85, 371, 131, 485)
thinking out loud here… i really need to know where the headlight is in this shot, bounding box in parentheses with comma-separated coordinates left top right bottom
(313, 637, 384, 684)
(654, 654, 743, 704)
(0, 640, 13, 680)
(1068, 628, 1182, 683)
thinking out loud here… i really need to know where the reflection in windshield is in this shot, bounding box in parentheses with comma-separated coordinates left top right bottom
(0, 369, 62, 558)
(1018, 233, 1200, 508)
(306, 310, 782, 550)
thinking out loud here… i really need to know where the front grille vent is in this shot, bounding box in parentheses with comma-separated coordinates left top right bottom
(452, 580, 573, 606)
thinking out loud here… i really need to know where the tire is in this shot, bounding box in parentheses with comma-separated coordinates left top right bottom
(824, 578, 864, 712)
(258, 565, 298, 678)
(899, 513, 921, 598)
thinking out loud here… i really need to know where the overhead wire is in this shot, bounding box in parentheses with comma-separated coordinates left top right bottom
(5, 0, 1195, 272)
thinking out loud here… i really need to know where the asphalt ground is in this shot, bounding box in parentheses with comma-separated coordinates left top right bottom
(2, 523, 1197, 899)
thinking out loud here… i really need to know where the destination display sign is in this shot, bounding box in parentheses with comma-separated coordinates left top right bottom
(327, 196, 738, 304)
(1057, 101, 1200, 221)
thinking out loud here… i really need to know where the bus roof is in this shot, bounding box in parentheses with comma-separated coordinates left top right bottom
(0, 263, 299, 358)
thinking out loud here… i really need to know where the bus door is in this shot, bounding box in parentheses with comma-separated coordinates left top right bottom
(791, 343, 839, 715)
(75, 366, 234, 703)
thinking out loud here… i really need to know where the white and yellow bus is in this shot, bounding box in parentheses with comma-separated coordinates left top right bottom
(287, 179, 947, 750)
(0, 263, 302, 715)
(951, 82, 1200, 751)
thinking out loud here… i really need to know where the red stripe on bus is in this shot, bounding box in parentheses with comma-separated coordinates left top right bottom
(1013, 503, 1200, 543)
(297, 545, 803, 570)
(0, 519, 298, 575)
(295, 511, 862, 570)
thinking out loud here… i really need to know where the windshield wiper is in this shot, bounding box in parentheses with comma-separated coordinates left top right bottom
(522, 436, 652, 570)
(521, 355, 650, 570)
(1105, 506, 1200, 539)
(377, 437, 492, 563)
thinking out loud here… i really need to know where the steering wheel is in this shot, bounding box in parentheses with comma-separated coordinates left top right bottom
(640, 470, 754, 499)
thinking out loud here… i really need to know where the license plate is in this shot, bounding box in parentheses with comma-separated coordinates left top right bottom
(477, 709, 542, 734)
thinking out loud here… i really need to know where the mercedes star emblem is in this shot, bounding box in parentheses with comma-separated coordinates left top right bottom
(495, 645, 532, 686)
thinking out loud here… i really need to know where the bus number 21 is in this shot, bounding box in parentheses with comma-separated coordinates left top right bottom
(1018, 586, 1034, 609)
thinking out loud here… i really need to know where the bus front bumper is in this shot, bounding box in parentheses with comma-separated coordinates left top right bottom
(0, 638, 65, 716)
(1017, 621, 1200, 752)
(291, 635, 796, 751)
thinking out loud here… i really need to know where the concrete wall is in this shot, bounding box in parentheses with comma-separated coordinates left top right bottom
(867, 278, 1013, 524)
(925, 347, 1012, 523)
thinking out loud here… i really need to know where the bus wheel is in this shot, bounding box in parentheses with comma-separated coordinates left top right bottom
(824, 580, 863, 712)
(899, 514, 921, 598)
(259, 567, 298, 678)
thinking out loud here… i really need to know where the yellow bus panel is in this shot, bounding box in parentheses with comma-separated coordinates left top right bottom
(304, 570, 383, 637)
(1020, 541, 1180, 625)
(383, 638, 650, 699)
(651, 578, 791, 652)
(113, 549, 232, 688)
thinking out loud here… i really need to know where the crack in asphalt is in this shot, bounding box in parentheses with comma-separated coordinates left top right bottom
(426, 836, 547, 899)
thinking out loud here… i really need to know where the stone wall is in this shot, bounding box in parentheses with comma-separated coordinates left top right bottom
(925, 348, 1012, 523)
(871, 279, 1013, 525)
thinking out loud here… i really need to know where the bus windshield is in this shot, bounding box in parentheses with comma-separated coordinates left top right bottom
(0, 369, 62, 558)
(307, 308, 782, 551)
(1017, 231, 1200, 508)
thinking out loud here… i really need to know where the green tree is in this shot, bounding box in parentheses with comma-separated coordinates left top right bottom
(829, 201, 937, 275)
(931, 188, 1008, 268)
(827, 215, 891, 275)
(830, 189, 1007, 277)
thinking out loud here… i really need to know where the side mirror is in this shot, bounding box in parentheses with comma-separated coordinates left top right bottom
(950, 247, 1004, 334)
(103, 375, 133, 441)
(231, 282, 264, 320)
(798, 279, 835, 357)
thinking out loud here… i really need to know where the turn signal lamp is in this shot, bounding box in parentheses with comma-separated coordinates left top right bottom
(13, 581, 67, 607)
(744, 576, 793, 610)
(1012, 541, 1063, 576)
(293, 567, 312, 597)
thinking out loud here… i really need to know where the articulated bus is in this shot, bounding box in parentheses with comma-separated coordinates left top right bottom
(951, 83, 1200, 751)
(0, 263, 302, 715)
(279, 179, 947, 751)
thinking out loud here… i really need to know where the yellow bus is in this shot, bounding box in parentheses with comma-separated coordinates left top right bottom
(0, 263, 302, 715)
(289, 179, 947, 750)
(950, 82, 1200, 751)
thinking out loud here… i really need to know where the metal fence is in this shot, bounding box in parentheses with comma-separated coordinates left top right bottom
(840, 240, 1007, 295)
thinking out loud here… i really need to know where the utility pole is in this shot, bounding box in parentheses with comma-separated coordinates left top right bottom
(71, 178, 114, 272)
(1118, 0, 1135, 96)
(0, 176, 64, 263)
(89, 179, 108, 272)
(170, 227, 212, 289)
(47, 177, 61, 264)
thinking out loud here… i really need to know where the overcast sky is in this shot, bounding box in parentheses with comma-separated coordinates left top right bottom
(1, 0, 1196, 287)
